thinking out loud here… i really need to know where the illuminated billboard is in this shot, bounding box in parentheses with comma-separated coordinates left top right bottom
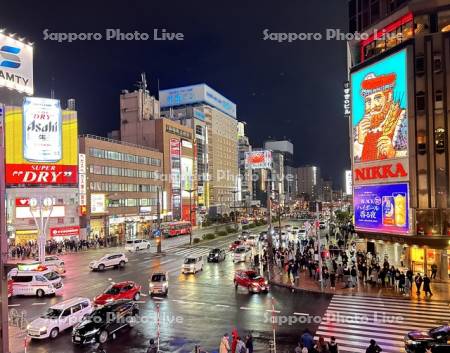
(245, 151, 272, 170)
(0, 33, 34, 95)
(159, 84, 237, 118)
(181, 157, 193, 197)
(354, 183, 410, 234)
(91, 194, 106, 214)
(351, 49, 408, 164)
(5, 99, 78, 185)
(345, 170, 352, 195)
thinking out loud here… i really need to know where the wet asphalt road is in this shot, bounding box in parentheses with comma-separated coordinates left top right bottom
(9, 224, 332, 353)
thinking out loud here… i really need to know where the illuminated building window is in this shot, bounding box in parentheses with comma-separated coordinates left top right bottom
(417, 133, 427, 155)
(433, 54, 443, 73)
(435, 90, 444, 110)
(435, 127, 445, 154)
(438, 10, 450, 32)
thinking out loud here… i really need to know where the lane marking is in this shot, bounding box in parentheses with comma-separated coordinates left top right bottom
(293, 312, 309, 316)
(240, 306, 251, 310)
(152, 297, 165, 301)
(8, 304, 20, 307)
(108, 278, 112, 281)
(266, 309, 280, 313)
(32, 302, 47, 306)
(216, 304, 230, 308)
(140, 293, 148, 297)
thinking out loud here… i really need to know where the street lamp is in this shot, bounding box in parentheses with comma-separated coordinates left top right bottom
(184, 188, 196, 245)
(29, 197, 54, 263)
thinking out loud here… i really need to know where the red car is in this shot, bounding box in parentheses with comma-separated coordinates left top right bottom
(234, 270, 269, 294)
(94, 281, 141, 305)
(229, 240, 243, 252)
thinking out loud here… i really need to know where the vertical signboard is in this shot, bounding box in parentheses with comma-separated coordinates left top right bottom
(170, 138, 181, 219)
(79, 154, 86, 211)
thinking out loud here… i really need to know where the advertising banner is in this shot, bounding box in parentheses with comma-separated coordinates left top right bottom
(0, 33, 34, 95)
(170, 138, 181, 218)
(351, 49, 408, 164)
(245, 150, 272, 170)
(181, 157, 193, 197)
(5, 100, 78, 185)
(353, 159, 409, 185)
(49, 226, 80, 237)
(15, 205, 65, 219)
(91, 194, 106, 214)
(354, 183, 410, 234)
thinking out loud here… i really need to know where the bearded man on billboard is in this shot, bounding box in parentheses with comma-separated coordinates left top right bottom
(354, 72, 407, 162)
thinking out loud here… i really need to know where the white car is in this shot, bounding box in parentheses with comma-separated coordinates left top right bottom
(298, 229, 307, 238)
(89, 253, 128, 271)
(149, 272, 169, 296)
(36, 256, 64, 267)
(27, 297, 92, 339)
(9, 267, 63, 298)
(233, 246, 252, 263)
(182, 256, 204, 274)
(246, 234, 258, 246)
(125, 239, 151, 252)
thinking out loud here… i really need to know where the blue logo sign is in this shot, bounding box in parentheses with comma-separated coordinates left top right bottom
(0, 45, 21, 69)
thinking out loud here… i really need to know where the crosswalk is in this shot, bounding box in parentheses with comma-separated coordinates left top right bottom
(165, 246, 221, 258)
(315, 294, 450, 353)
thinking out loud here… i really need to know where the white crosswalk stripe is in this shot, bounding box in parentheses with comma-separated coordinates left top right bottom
(165, 246, 219, 258)
(314, 294, 450, 353)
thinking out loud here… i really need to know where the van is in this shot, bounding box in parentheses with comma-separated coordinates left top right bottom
(9, 266, 63, 298)
(125, 239, 151, 252)
(27, 297, 92, 339)
(182, 256, 204, 274)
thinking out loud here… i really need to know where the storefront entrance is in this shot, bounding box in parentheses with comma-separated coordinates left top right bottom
(89, 218, 105, 240)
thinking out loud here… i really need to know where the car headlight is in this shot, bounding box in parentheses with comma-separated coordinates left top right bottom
(149, 283, 154, 288)
(39, 326, 47, 333)
(106, 298, 114, 302)
(26, 324, 31, 330)
(163, 283, 168, 288)
(265, 280, 268, 285)
(215, 254, 219, 257)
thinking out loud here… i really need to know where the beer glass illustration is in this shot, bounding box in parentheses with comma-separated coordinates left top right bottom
(382, 196, 395, 226)
(393, 192, 407, 227)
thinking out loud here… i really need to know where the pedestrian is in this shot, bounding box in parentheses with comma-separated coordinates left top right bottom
(431, 264, 437, 279)
(423, 274, 433, 296)
(414, 273, 423, 295)
(329, 336, 339, 353)
(365, 339, 382, 353)
(146, 339, 157, 353)
(231, 329, 238, 353)
(314, 336, 329, 353)
(236, 337, 246, 353)
(219, 333, 231, 353)
(301, 329, 314, 351)
(245, 334, 253, 353)
(330, 272, 336, 290)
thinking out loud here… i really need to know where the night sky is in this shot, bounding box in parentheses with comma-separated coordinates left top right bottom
(2, 0, 350, 187)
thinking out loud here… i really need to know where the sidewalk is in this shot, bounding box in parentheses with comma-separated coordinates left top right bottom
(269, 267, 450, 302)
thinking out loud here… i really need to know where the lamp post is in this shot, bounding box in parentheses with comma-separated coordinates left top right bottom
(185, 188, 196, 245)
(29, 197, 54, 263)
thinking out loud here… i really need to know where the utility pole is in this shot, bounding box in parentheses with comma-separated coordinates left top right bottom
(316, 202, 323, 292)
(266, 170, 274, 262)
(0, 104, 9, 353)
(156, 186, 162, 253)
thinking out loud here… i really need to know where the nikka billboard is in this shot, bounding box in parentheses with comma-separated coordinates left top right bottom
(5, 98, 78, 186)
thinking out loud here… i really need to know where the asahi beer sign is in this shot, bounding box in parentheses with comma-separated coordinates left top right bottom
(5, 100, 78, 186)
(23, 97, 62, 162)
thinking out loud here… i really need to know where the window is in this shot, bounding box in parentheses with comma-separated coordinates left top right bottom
(81, 301, 90, 309)
(35, 275, 46, 282)
(435, 90, 444, 109)
(61, 308, 71, 317)
(433, 54, 442, 73)
(57, 218, 64, 224)
(416, 91, 426, 112)
(417, 133, 426, 155)
(435, 128, 445, 154)
(71, 304, 82, 313)
(415, 56, 425, 75)
(438, 10, 450, 32)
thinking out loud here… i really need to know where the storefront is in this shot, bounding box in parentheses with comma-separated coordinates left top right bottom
(13, 229, 38, 245)
(89, 217, 106, 239)
(407, 246, 450, 280)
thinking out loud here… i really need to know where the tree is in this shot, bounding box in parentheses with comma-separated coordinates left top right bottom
(334, 210, 352, 225)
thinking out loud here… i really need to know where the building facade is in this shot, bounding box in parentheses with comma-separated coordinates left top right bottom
(238, 122, 253, 208)
(78, 135, 163, 243)
(348, 0, 450, 280)
(296, 165, 321, 200)
(159, 84, 238, 214)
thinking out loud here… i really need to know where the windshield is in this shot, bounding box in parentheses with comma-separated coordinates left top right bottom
(41, 308, 62, 319)
(43, 272, 60, 281)
(105, 286, 120, 295)
(235, 248, 246, 253)
(430, 326, 449, 337)
(151, 274, 166, 282)
(87, 308, 107, 322)
(210, 249, 220, 254)
(126, 240, 135, 244)
(184, 258, 196, 264)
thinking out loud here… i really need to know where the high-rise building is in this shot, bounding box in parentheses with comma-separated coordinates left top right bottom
(264, 140, 297, 203)
(237, 122, 253, 208)
(159, 84, 238, 214)
(296, 165, 321, 200)
(347, 0, 450, 280)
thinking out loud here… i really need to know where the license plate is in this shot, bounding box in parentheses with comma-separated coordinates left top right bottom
(74, 336, 81, 342)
